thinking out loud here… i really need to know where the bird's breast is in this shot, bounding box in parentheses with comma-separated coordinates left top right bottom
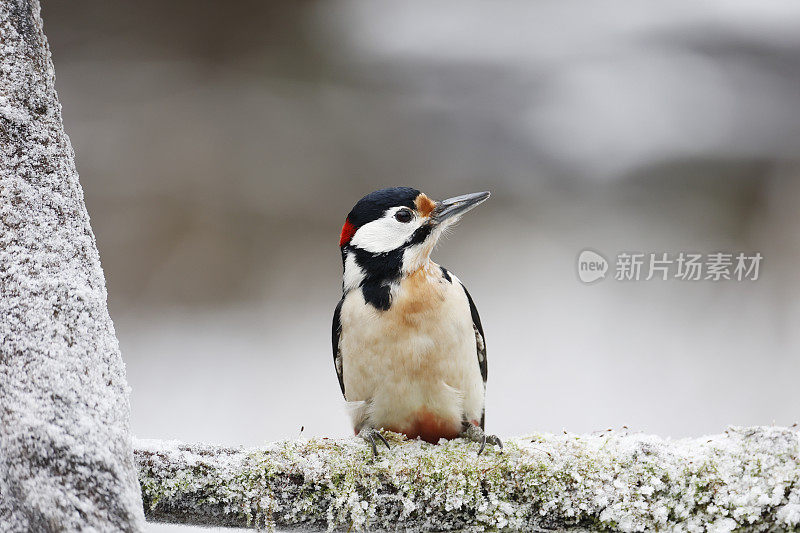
(339, 264, 484, 438)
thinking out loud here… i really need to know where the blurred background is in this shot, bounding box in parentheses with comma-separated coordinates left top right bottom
(44, 0, 799, 502)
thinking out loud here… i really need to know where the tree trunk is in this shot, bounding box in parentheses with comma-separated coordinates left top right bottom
(0, 1, 145, 531)
(136, 426, 800, 532)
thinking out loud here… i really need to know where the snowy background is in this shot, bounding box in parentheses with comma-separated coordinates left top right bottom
(42, 1, 800, 529)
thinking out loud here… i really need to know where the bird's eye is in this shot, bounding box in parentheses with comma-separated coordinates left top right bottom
(395, 209, 413, 223)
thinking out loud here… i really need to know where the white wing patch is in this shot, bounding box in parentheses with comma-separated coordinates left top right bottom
(474, 325, 485, 360)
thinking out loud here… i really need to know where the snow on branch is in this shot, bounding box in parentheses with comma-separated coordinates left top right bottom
(136, 426, 800, 532)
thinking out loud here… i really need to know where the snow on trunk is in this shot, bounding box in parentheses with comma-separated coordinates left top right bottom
(136, 426, 800, 532)
(0, 1, 145, 531)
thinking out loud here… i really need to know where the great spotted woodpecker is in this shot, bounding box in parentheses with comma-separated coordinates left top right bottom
(332, 187, 501, 455)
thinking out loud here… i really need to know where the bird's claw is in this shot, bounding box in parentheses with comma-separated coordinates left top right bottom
(461, 423, 503, 455)
(374, 431, 391, 451)
(358, 427, 390, 457)
(483, 433, 503, 454)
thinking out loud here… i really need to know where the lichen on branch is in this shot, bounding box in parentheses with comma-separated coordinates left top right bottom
(136, 426, 800, 532)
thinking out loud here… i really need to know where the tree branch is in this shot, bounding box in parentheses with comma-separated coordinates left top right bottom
(135, 426, 800, 531)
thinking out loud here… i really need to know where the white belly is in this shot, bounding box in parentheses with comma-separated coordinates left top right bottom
(339, 265, 484, 442)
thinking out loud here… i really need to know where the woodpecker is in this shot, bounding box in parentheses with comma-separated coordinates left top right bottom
(332, 187, 501, 456)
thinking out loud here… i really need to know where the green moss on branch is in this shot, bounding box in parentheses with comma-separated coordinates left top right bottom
(135, 426, 800, 531)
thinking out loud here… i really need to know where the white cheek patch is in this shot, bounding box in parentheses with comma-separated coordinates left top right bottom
(349, 208, 423, 254)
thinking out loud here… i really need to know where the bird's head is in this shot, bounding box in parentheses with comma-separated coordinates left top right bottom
(339, 187, 490, 291)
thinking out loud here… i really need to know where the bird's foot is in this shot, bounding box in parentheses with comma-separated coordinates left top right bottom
(358, 426, 390, 457)
(460, 423, 503, 455)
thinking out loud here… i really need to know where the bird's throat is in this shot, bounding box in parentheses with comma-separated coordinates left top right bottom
(344, 248, 442, 312)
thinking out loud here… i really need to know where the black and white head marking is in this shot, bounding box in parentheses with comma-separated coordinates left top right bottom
(339, 187, 440, 309)
(338, 187, 488, 310)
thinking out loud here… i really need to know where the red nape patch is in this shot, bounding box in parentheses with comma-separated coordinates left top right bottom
(339, 220, 357, 247)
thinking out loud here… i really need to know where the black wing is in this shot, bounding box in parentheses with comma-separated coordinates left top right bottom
(460, 283, 487, 428)
(332, 298, 346, 398)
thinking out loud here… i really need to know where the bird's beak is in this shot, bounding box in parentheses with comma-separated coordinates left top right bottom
(431, 191, 491, 225)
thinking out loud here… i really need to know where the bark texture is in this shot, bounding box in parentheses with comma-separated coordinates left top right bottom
(136, 426, 800, 532)
(0, 1, 145, 530)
